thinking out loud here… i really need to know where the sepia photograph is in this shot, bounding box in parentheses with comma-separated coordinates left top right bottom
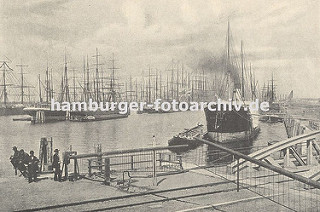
(0, 0, 319, 211)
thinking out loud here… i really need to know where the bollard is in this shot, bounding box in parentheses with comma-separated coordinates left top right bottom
(104, 158, 110, 185)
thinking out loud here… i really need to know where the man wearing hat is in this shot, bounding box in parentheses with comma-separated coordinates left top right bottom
(28, 150, 39, 183)
(52, 149, 61, 181)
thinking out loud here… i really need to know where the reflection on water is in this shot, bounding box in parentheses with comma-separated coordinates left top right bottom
(0, 112, 287, 177)
(0, 111, 205, 177)
(181, 122, 288, 166)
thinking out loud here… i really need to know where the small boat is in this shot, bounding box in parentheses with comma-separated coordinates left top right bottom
(259, 114, 284, 123)
(70, 110, 128, 122)
(168, 124, 205, 152)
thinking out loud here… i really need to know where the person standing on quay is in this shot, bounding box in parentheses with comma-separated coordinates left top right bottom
(28, 150, 39, 183)
(52, 149, 61, 181)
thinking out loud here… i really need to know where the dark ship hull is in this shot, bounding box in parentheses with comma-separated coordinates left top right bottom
(70, 110, 129, 122)
(204, 105, 260, 143)
(259, 114, 284, 123)
(0, 106, 25, 116)
(23, 108, 67, 123)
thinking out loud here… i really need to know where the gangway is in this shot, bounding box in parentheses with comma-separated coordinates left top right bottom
(230, 130, 320, 171)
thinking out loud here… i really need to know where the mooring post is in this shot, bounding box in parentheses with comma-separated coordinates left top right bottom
(88, 159, 92, 177)
(64, 162, 68, 180)
(237, 156, 240, 192)
(97, 144, 102, 172)
(104, 158, 110, 185)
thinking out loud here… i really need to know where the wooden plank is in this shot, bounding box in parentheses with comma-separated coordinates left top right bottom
(263, 156, 282, 168)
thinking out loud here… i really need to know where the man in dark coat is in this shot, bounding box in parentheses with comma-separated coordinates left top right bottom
(52, 149, 61, 181)
(28, 150, 39, 183)
(10, 146, 19, 175)
(17, 149, 29, 177)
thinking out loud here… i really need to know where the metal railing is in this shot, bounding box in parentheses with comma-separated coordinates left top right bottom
(66, 145, 187, 185)
(194, 137, 320, 212)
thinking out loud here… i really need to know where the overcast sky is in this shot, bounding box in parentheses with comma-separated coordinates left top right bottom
(1, 0, 319, 98)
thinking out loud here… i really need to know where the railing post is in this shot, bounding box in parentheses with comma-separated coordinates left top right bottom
(237, 156, 240, 192)
(159, 153, 162, 167)
(152, 150, 157, 186)
(130, 155, 134, 170)
(104, 158, 110, 185)
(88, 159, 92, 177)
(74, 158, 78, 180)
(178, 155, 183, 170)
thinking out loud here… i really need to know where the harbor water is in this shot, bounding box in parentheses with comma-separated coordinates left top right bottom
(0, 111, 288, 178)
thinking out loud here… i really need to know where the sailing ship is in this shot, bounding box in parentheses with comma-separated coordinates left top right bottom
(0, 61, 32, 116)
(69, 51, 129, 121)
(259, 74, 286, 123)
(24, 60, 67, 123)
(204, 22, 260, 143)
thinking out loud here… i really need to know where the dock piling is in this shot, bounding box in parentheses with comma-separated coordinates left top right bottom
(104, 158, 110, 185)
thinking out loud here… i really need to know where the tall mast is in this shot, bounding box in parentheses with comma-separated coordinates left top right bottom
(2, 63, 7, 106)
(249, 63, 253, 100)
(148, 66, 151, 103)
(72, 68, 76, 102)
(63, 50, 70, 102)
(159, 71, 162, 99)
(93, 48, 101, 102)
(50, 69, 54, 100)
(46, 62, 49, 103)
(16, 60, 28, 105)
(241, 40, 245, 99)
(171, 60, 174, 100)
(191, 75, 194, 101)
(38, 74, 42, 103)
(83, 57, 86, 101)
(135, 79, 138, 102)
(227, 20, 230, 69)
(271, 72, 274, 102)
(166, 74, 169, 101)
(125, 80, 128, 101)
(108, 53, 119, 102)
(86, 55, 90, 99)
(226, 21, 231, 99)
(155, 69, 158, 100)
(176, 62, 179, 100)
(181, 63, 184, 88)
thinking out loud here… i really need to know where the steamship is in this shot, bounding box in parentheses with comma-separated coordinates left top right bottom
(204, 22, 260, 143)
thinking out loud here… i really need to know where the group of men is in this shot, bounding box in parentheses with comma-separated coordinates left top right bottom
(10, 146, 62, 183)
